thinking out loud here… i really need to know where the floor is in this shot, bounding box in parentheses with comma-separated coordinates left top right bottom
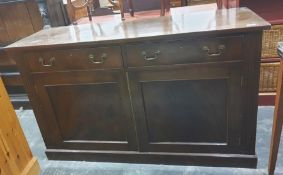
(16, 106, 283, 175)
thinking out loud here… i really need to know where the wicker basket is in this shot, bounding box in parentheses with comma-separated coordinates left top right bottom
(262, 25, 283, 58)
(259, 62, 280, 92)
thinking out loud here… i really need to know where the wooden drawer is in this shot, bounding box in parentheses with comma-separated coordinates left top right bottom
(0, 48, 16, 66)
(24, 46, 123, 72)
(1, 72, 23, 87)
(125, 36, 244, 67)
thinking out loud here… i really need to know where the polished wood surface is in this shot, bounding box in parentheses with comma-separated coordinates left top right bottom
(0, 0, 42, 109)
(0, 77, 40, 175)
(268, 43, 283, 175)
(5, 6, 269, 167)
(6, 5, 270, 49)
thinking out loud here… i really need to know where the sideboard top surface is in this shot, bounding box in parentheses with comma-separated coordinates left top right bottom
(6, 5, 270, 50)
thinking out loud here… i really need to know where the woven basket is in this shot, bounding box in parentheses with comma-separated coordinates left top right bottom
(262, 25, 283, 58)
(259, 62, 280, 92)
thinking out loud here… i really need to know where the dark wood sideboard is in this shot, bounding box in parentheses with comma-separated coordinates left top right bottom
(5, 6, 270, 167)
(0, 0, 43, 108)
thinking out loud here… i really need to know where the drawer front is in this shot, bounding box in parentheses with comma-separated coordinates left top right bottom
(0, 49, 16, 66)
(125, 36, 244, 67)
(25, 46, 123, 72)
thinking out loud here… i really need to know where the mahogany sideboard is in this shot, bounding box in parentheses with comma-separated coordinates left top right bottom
(5, 6, 270, 167)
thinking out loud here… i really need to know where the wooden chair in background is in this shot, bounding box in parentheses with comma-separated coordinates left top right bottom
(268, 43, 283, 175)
(65, 0, 132, 23)
(65, 0, 94, 24)
(108, 0, 171, 20)
(106, 0, 133, 20)
(215, 0, 239, 8)
(65, 0, 172, 22)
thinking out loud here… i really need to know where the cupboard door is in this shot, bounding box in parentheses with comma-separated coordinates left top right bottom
(31, 70, 138, 151)
(128, 62, 244, 154)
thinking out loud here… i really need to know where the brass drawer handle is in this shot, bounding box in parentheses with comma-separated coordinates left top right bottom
(38, 57, 55, 67)
(88, 53, 107, 64)
(202, 45, 225, 57)
(141, 50, 160, 61)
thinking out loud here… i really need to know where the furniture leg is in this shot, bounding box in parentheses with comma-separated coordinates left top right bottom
(268, 60, 283, 175)
(160, 0, 165, 16)
(181, 0, 187, 6)
(128, 0, 134, 17)
(119, 0, 125, 20)
(165, 0, 170, 12)
(87, 5, 92, 21)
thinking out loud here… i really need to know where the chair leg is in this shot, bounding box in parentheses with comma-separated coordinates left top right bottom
(268, 61, 283, 175)
(160, 0, 165, 16)
(119, 0, 125, 20)
(269, 120, 283, 175)
(128, 0, 134, 17)
(269, 98, 283, 175)
(165, 0, 170, 12)
(181, 0, 187, 6)
(87, 6, 92, 21)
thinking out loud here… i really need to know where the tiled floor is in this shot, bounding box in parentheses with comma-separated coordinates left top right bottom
(16, 106, 283, 175)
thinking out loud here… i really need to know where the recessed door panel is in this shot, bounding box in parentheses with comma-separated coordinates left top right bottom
(46, 83, 126, 142)
(129, 62, 244, 154)
(32, 70, 138, 151)
(142, 79, 228, 143)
